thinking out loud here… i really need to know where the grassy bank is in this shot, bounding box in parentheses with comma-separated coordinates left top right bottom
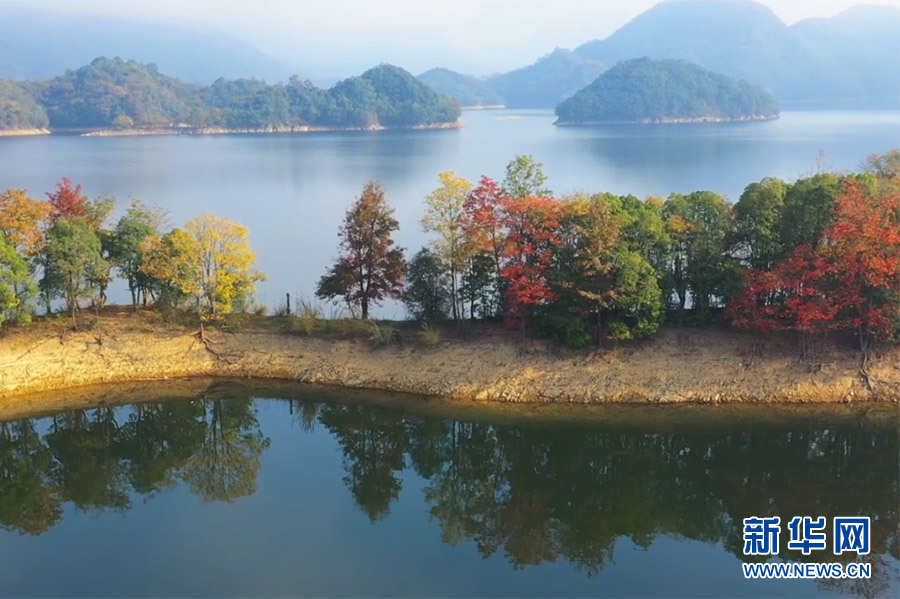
(1, 307, 897, 404)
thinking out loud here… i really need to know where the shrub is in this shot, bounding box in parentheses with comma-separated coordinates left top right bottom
(419, 322, 441, 346)
(368, 321, 398, 346)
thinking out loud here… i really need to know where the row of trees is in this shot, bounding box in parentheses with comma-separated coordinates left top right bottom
(1, 150, 896, 356)
(0, 178, 263, 328)
(317, 151, 899, 352)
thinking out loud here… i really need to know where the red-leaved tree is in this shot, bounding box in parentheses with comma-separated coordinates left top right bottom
(464, 175, 508, 277)
(498, 195, 562, 332)
(728, 244, 836, 358)
(726, 269, 779, 335)
(772, 245, 838, 357)
(823, 179, 900, 358)
(46, 177, 89, 223)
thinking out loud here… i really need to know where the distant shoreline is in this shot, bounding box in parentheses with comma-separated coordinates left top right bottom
(0, 128, 51, 137)
(460, 105, 507, 111)
(0, 121, 462, 139)
(555, 113, 780, 126)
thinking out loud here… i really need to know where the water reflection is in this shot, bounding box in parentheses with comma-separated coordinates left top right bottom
(0, 397, 268, 533)
(0, 387, 897, 596)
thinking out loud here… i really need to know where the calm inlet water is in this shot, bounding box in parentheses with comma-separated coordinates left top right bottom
(0, 110, 898, 313)
(0, 382, 896, 597)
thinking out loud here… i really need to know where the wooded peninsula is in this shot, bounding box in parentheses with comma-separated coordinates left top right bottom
(0, 151, 897, 403)
(0, 57, 461, 134)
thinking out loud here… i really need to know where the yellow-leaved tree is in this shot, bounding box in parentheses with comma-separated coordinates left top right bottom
(0, 188, 51, 256)
(422, 171, 474, 328)
(140, 213, 264, 318)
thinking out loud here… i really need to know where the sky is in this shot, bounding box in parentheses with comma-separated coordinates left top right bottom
(3, 0, 900, 77)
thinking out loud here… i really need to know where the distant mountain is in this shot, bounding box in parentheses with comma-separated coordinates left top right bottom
(418, 68, 506, 107)
(486, 49, 605, 108)
(0, 7, 294, 83)
(556, 58, 779, 125)
(1, 58, 460, 132)
(792, 5, 900, 105)
(448, 0, 899, 109)
(571, 0, 843, 106)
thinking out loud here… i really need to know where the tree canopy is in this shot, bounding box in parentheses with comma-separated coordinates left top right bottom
(316, 183, 406, 319)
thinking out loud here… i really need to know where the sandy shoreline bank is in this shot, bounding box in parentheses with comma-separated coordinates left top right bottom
(1, 324, 896, 405)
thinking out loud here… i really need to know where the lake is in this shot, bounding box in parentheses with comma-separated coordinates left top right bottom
(0, 110, 898, 315)
(0, 381, 896, 597)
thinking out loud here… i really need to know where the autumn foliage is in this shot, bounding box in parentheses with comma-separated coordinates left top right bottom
(0, 150, 897, 362)
(728, 178, 900, 355)
(497, 195, 562, 323)
(46, 177, 89, 222)
(0, 188, 50, 255)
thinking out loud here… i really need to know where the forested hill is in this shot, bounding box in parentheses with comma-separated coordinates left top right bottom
(418, 68, 506, 107)
(555, 58, 779, 125)
(0, 58, 461, 132)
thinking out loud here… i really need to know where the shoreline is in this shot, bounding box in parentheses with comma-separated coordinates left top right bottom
(555, 114, 780, 126)
(0, 323, 896, 405)
(460, 105, 507, 111)
(3, 377, 897, 425)
(35, 121, 461, 138)
(0, 128, 51, 137)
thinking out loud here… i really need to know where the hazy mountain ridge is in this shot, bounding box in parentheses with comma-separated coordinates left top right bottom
(0, 6, 295, 83)
(791, 5, 900, 103)
(555, 58, 779, 124)
(422, 1, 900, 109)
(1, 1, 896, 111)
(418, 68, 506, 107)
(485, 48, 605, 108)
(0, 58, 461, 132)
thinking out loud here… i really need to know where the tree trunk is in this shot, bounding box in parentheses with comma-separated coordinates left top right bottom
(596, 308, 604, 348)
(450, 265, 459, 320)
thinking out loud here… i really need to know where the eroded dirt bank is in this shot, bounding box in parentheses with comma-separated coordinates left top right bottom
(1, 324, 897, 404)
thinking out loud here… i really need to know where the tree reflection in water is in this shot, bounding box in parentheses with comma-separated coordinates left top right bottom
(0, 390, 896, 597)
(0, 396, 268, 534)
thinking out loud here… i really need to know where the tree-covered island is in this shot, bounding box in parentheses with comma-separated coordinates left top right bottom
(0, 57, 461, 134)
(555, 57, 780, 125)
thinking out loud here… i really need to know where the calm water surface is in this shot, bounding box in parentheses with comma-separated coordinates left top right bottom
(0, 382, 896, 597)
(0, 110, 897, 313)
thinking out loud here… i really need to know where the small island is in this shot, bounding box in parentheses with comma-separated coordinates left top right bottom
(0, 57, 461, 136)
(555, 57, 779, 125)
